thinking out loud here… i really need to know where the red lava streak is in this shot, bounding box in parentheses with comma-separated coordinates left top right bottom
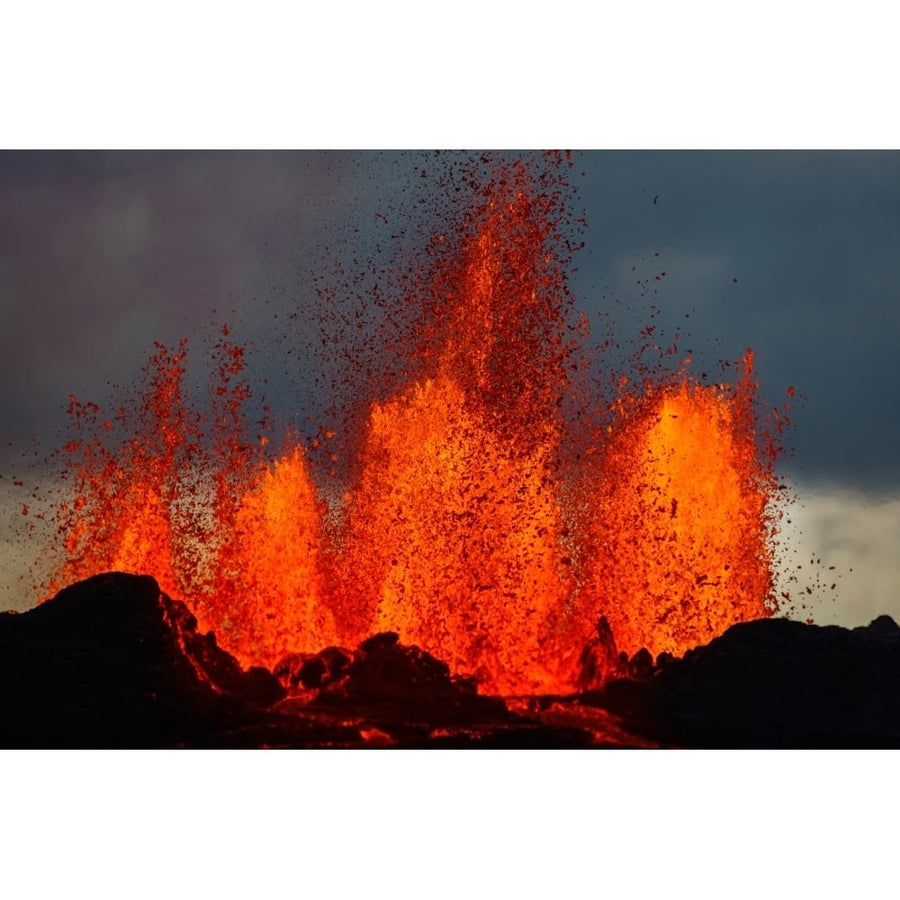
(45, 154, 785, 695)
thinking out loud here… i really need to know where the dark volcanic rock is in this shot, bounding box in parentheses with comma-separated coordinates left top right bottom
(0, 572, 284, 748)
(162, 599, 284, 707)
(589, 616, 900, 748)
(300, 646, 353, 688)
(312, 631, 515, 741)
(626, 647, 654, 682)
(578, 617, 655, 687)
(578, 616, 624, 690)
(360, 631, 402, 651)
(22, 574, 900, 748)
(274, 646, 354, 691)
(273, 652, 309, 690)
(0, 575, 595, 747)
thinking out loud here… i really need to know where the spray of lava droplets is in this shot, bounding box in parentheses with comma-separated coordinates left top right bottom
(41, 153, 786, 695)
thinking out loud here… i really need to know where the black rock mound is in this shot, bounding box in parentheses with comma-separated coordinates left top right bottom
(269, 632, 595, 748)
(589, 615, 900, 748)
(0, 572, 284, 748)
(274, 645, 354, 691)
(309, 631, 514, 741)
(7, 574, 900, 747)
(0, 574, 594, 748)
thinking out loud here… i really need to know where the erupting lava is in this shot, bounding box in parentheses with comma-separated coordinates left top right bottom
(44, 153, 783, 695)
(580, 359, 776, 661)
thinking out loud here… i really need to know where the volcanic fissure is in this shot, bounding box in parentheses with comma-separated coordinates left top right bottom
(39, 154, 788, 697)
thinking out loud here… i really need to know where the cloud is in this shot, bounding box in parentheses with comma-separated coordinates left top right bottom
(773, 481, 900, 626)
(0, 477, 59, 612)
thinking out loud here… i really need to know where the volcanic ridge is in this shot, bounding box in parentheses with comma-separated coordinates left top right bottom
(2, 572, 899, 749)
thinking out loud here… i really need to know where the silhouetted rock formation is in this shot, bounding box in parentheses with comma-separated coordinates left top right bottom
(0, 574, 597, 747)
(578, 616, 623, 689)
(578, 617, 656, 689)
(160, 593, 285, 707)
(0, 572, 284, 747)
(309, 630, 518, 743)
(8, 574, 900, 747)
(587, 615, 900, 747)
(274, 645, 353, 691)
(626, 647, 654, 681)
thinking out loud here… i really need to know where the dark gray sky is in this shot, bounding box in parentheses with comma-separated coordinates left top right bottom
(2, 150, 897, 487)
(2, 150, 899, 621)
(575, 151, 900, 490)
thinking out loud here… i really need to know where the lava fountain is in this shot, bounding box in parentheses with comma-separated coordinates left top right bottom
(43, 153, 783, 695)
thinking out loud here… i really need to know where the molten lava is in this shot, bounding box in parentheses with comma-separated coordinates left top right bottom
(45, 153, 783, 695)
(580, 357, 775, 661)
(338, 372, 575, 694)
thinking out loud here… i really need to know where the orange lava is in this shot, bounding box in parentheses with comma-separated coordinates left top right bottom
(217, 447, 337, 665)
(46, 153, 784, 694)
(579, 355, 776, 660)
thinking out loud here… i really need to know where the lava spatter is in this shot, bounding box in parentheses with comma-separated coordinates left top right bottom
(43, 152, 786, 695)
(579, 356, 777, 660)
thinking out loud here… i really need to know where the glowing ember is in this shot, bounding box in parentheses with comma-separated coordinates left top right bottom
(43, 153, 785, 694)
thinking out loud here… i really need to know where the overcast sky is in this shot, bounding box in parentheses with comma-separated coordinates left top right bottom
(1, 150, 898, 621)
